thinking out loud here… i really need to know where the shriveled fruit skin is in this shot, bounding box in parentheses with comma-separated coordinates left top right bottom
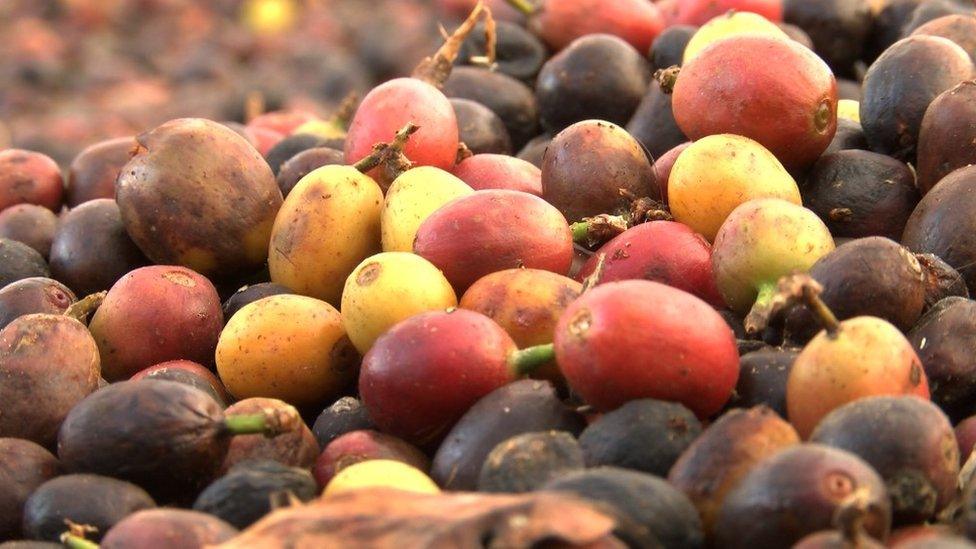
(802, 150, 918, 240)
(116, 118, 283, 279)
(0, 314, 100, 447)
(554, 280, 739, 418)
(809, 396, 959, 525)
(193, 461, 317, 529)
(917, 81, 976, 194)
(729, 348, 798, 417)
(668, 406, 800, 538)
(668, 134, 801, 242)
(580, 399, 702, 477)
(345, 78, 458, 187)
(413, 190, 573, 292)
(672, 35, 837, 170)
(22, 474, 156, 542)
(542, 120, 655, 222)
(268, 165, 383, 306)
(787, 317, 930, 439)
(216, 295, 359, 409)
(543, 467, 704, 549)
(57, 380, 232, 503)
(430, 379, 585, 491)
(714, 444, 891, 549)
(478, 431, 584, 493)
(860, 36, 973, 161)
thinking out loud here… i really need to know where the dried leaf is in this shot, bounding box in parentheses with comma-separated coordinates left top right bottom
(214, 488, 622, 549)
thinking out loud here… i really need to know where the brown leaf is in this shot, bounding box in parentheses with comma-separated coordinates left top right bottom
(213, 488, 623, 549)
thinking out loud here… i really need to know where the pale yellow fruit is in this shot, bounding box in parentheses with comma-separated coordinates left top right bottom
(323, 459, 440, 497)
(341, 252, 457, 354)
(293, 119, 345, 140)
(269, 165, 383, 306)
(669, 134, 801, 242)
(381, 166, 473, 252)
(216, 295, 359, 408)
(683, 11, 790, 63)
(712, 198, 835, 315)
(837, 99, 860, 123)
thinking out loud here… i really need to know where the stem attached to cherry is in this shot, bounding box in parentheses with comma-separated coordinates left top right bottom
(353, 123, 419, 187)
(508, 343, 556, 376)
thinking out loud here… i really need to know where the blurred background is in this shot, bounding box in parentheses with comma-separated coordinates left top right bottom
(0, 0, 521, 165)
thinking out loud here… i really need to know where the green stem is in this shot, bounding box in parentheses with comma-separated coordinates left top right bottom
(508, 344, 555, 376)
(753, 282, 776, 313)
(61, 534, 99, 549)
(504, 0, 538, 16)
(571, 222, 590, 244)
(222, 413, 273, 435)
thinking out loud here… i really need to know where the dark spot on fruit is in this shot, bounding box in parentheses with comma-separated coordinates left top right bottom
(910, 362, 922, 386)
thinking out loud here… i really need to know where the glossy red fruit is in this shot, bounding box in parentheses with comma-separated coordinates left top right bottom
(345, 78, 458, 186)
(673, 35, 837, 170)
(88, 266, 224, 382)
(671, 0, 784, 26)
(359, 309, 519, 446)
(414, 190, 573, 292)
(452, 153, 542, 196)
(575, 221, 725, 308)
(554, 280, 739, 418)
(525, 0, 665, 53)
